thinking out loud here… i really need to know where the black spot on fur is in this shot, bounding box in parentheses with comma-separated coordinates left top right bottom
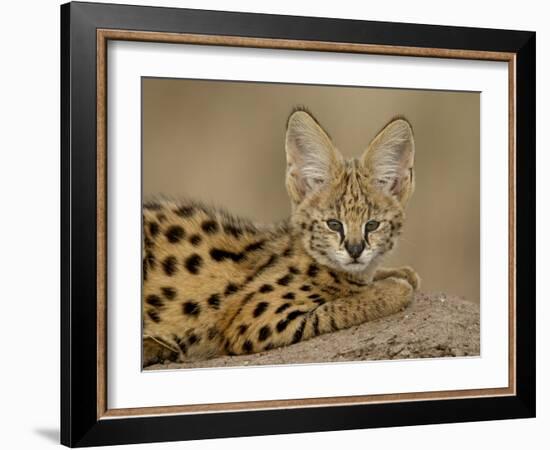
(242, 291, 256, 303)
(259, 284, 274, 293)
(288, 266, 300, 275)
(346, 278, 368, 287)
(156, 213, 166, 222)
(182, 301, 200, 316)
(210, 248, 244, 263)
(258, 325, 272, 342)
(223, 340, 235, 356)
(292, 318, 306, 343)
(144, 202, 162, 210)
(162, 256, 178, 276)
(146, 294, 163, 308)
(328, 271, 341, 284)
(282, 246, 293, 257)
(188, 333, 200, 345)
(144, 236, 153, 249)
(143, 259, 148, 281)
(242, 340, 253, 353)
(287, 310, 306, 322)
(264, 343, 275, 351)
(185, 254, 203, 274)
(282, 292, 295, 300)
(253, 302, 269, 318)
(175, 205, 195, 217)
(276, 319, 288, 333)
(175, 337, 187, 354)
(320, 285, 339, 295)
(201, 220, 219, 234)
(300, 285, 312, 292)
(244, 240, 265, 252)
(313, 314, 320, 336)
(244, 254, 278, 283)
(146, 252, 156, 269)
(330, 317, 338, 331)
(307, 264, 319, 277)
(147, 310, 161, 323)
(161, 287, 176, 300)
(224, 282, 239, 296)
(275, 303, 291, 314)
(207, 293, 221, 309)
(165, 225, 185, 243)
(238, 324, 248, 335)
(207, 327, 218, 340)
(308, 293, 321, 299)
(276, 310, 306, 333)
(189, 234, 202, 246)
(276, 273, 294, 286)
(148, 221, 160, 237)
(223, 224, 243, 238)
(313, 298, 326, 306)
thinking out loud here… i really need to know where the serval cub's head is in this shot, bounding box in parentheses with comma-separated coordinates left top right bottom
(285, 108, 415, 275)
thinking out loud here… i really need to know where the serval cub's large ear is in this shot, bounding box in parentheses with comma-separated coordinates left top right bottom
(285, 109, 343, 208)
(361, 118, 415, 206)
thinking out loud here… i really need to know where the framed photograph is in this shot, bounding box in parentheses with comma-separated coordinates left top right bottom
(60, 1, 535, 447)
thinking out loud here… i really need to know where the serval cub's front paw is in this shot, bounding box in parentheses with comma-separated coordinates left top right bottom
(394, 266, 420, 291)
(374, 266, 420, 291)
(374, 276, 414, 313)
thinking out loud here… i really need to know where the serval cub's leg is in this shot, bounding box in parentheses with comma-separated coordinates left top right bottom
(225, 276, 414, 355)
(373, 266, 420, 290)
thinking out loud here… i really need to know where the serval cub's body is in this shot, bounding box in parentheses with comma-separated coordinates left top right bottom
(143, 109, 419, 366)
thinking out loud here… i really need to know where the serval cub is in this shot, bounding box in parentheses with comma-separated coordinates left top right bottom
(143, 108, 419, 366)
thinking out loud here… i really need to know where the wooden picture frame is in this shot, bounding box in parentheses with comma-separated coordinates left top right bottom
(61, 1, 535, 447)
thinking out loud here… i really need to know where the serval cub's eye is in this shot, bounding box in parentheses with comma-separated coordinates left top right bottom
(326, 219, 343, 233)
(365, 220, 380, 233)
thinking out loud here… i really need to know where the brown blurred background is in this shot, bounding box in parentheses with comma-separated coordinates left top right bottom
(142, 78, 480, 303)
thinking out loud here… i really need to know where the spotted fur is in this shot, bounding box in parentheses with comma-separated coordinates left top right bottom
(142, 109, 419, 366)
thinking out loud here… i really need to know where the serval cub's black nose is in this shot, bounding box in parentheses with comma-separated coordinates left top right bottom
(345, 241, 365, 259)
